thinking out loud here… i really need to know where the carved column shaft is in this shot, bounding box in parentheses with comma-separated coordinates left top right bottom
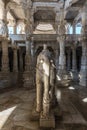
(1, 39, 9, 72)
(55, 49, 59, 71)
(58, 37, 66, 71)
(71, 46, 79, 81)
(80, 39, 87, 86)
(73, 23, 76, 34)
(79, 2, 87, 86)
(66, 49, 71, 71)
(13, 24, 17, 34)
(72, 47, 77, 71)
(31, 37, 34, 57)
(25, 39, 31, 71)
(13, 45, 18, 72)
(23, 1, 34, 88)
(19, 48, 23, 72)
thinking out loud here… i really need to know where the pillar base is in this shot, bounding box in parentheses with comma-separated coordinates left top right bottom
(11, 72, 18, 86)
(79, 71, 87, 87)
(40, 112, 55, 128)
(0, 71, 10, 89)
(23, 71, 34, 89)
(79, 80, 87, 87)
(71, 70, 79, 81)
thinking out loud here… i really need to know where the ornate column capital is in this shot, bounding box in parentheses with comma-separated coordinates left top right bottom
(57, 35, 65, 43)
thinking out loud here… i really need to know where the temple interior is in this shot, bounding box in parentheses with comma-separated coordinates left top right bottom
(0, 0, 87, 130)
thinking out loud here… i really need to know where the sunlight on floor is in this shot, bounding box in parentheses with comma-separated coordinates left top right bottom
(68, 86, 75, 90)
(82, 98, 87, 103)
(0, 106, 17, 129)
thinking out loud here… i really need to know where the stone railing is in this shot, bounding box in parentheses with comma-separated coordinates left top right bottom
(9, 34, 82, 43)
(65, 34, 82, 42)
(33, 34, 57, 41)
(9, 34, 57, 42)
(9, 34, 26, 42)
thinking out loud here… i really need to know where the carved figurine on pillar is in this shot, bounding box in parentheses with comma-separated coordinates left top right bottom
(35, 45, 56, 128)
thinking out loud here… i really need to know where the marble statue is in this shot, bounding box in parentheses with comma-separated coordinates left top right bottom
(36, 45, 56, 118)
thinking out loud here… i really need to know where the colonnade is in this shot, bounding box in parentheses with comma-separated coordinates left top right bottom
(0, 0, 87, 88)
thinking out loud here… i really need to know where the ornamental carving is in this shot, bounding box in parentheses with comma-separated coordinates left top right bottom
(0, 20, 8, 36)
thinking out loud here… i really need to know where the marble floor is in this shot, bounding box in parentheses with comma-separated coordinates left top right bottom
(0, 85, 87, 130)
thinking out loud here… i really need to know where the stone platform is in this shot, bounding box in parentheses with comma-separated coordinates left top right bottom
(0, 87, 86, 130)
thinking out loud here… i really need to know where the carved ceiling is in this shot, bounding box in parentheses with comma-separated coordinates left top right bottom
(0, 0, 86, 26)
(65, 10, 79, 21)
(34, 10, 55, 23)
(71, 0, 86, 7)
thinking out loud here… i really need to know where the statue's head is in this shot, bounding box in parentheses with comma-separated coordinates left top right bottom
(43, 44, 47, 50)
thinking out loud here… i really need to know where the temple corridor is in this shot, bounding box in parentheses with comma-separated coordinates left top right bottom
(0, 0, 87, 129)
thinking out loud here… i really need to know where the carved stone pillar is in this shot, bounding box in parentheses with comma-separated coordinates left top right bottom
(23, 0, 34, 89)
(19, 48, 23, 72)
(71, 46, 78, 81)
(80, 39, 87, 86)
(31, 37, 34, 57)
(0, 2, 9, 71)
(57, 36, 66, 76)
(0, 38, 11, 88)
(0, 1, 11, 88)
(13, 45, 18, 72)
(1, 38, 9, 72)
(66, 49, 71, 71)
(11, 45, 18, 86)
(23, 37, 34, 89)
(79, 3, 87, 86)
(13, 23, 17, 34)
(25, 39, 31, 71)
(72, 47, 77, 71)
(0, 4, 8, 37)
(56, 14, 72, 85)
(73, 22, 76, 34)
(55, 49, 59, 72)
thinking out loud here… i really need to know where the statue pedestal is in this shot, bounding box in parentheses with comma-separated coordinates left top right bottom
(40, 112, 55, 128)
